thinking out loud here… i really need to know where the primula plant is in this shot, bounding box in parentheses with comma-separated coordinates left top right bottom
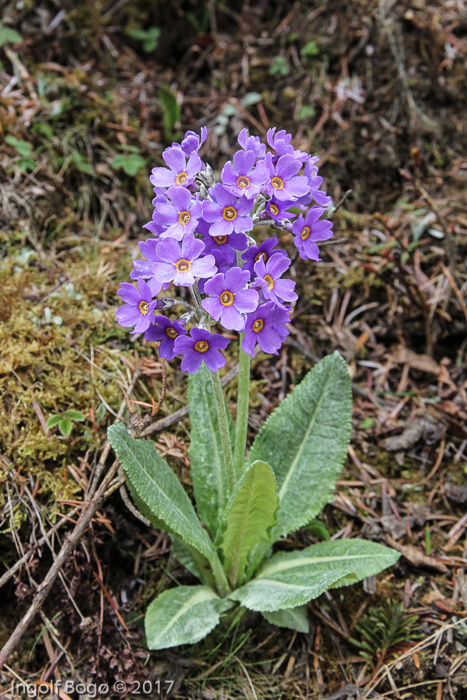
(109, 127, 399, 650)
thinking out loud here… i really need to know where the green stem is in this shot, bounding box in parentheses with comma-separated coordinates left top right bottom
(233, 340, 250, 480)
(210, 370, 235, 496)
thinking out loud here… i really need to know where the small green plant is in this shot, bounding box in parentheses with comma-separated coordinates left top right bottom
(128, 27, 160, 53)
(5, 135, 36, 172)
(269, 56, 289, 77)
(47, 409, 85, 438)
(349, 600, 422, 666)
(111, 146, 146, 176)
(301, 40, 320, 60)
(0, 22, 22, 48)
(159, 86, 181, 142)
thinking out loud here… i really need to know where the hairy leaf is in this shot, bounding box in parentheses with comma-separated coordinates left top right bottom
(145, 585, 232, 650)
(230, 539, 399, 612)
(188, 364, 235, 536)
(262, 606, 309, 633)
(219, 460, 277, 588)
(108, 424, 214, 561)
(171, 537, 215, 587)
(249, 352, 352, 537)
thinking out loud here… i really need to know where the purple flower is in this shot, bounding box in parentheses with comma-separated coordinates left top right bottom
(130, 238, 163, 280)
(254, 253, 298, 306)
(115, 278, 160, 333)
(221, 150, 268, 198)
(154, 187, 203, 241)
(174, 327, 229, 373)
(150, 147, 202, 189)
(241, 237, 287, 277)
(238, 128, 266, 158)
(264, 153, 309, 201)
(177, 127, 208, 155)
(242, 302, 290, 356)
(264, 198, 296, 223)
(152, 234, 217, 287)
(304, 158, 333, 207)
(202, 184, 254, 237)
(145, 316, 188, 360)
(267, 128, 308, 162)
(202, 267, 259, 331)
(201, 231, 248, 265)
(291, 206, 333, 261)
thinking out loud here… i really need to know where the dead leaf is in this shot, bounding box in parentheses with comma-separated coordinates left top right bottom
(386, 535, 449, 573)
(391, 345, 441, 375)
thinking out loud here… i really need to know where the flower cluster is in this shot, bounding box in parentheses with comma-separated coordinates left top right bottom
(116, 127, 333, 373)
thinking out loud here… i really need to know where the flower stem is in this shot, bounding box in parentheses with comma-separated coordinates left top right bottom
(233, 339, 250, 480)
(210, 370, 236, 496)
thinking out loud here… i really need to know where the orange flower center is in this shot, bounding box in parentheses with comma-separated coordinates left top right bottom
(271, 176, 284, 190)
(194, 340, 209, 353)
(252, 319, 264, 333)
(220, 291, 234, 307)
(214, 235, 228, 245)
(175, 258, 191, 273)
(269, 203, 279, 216)
(236, 175, 250, 189)
(178, 210, 191, 225)
(255, 251, 267, 263)
(301, 226, 311, 240)
(175, 171, 188, 185)
(222, 206, 237, 221)
(166, 327, 178, 339)
(264, 274, 274, 290)
(138, 301, 149, 315)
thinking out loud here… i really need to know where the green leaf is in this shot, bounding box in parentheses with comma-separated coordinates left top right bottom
(188, 364, 235, 536)
(46, 415, 63, 429)
(128, 27, 160, 53)
(145, 585, 232, 650)
(0, 24, 23, 48)
(300, 40, 320, 58)
(5, 135, 32, 157)
(229, 539, 400, 613)
(171, 537, 212, 584)
(64, 409, 85, 421)
(219, 460, 278, 588)
(240, 92, 262, 108)
(249, 352, 352, 538)
(111, 153, 146, 176)
(16, 157, 36, 172)
(262, 606, 309, 633)
(159, 86, 180, 140)
(59, 419, 72, 437)
(305, 519, 331, 541)
(108, 424, 215, 562)
(71, 150, 94, 176)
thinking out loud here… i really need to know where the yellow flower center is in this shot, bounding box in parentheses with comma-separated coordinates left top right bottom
(271, 176, 284, 190)
(264, 274, 274, 290)
(222, 206, 237, 221)
(175, 258, 191, 273)
(178, 210, 191, 225)
(301, 226, 311, 240)
(138, 301, 149, 315)
(194, 340, 209, 353)
(214, 235, 228, 245)
(252, 319, 264, 333)
(175, 171, 188, 185)
(269, 203, 279, 216)
(220, 290, 234, 307)
(166, 327, 178, 339)
(255, 251, 267, 263)
(236, 175, 250, 189)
